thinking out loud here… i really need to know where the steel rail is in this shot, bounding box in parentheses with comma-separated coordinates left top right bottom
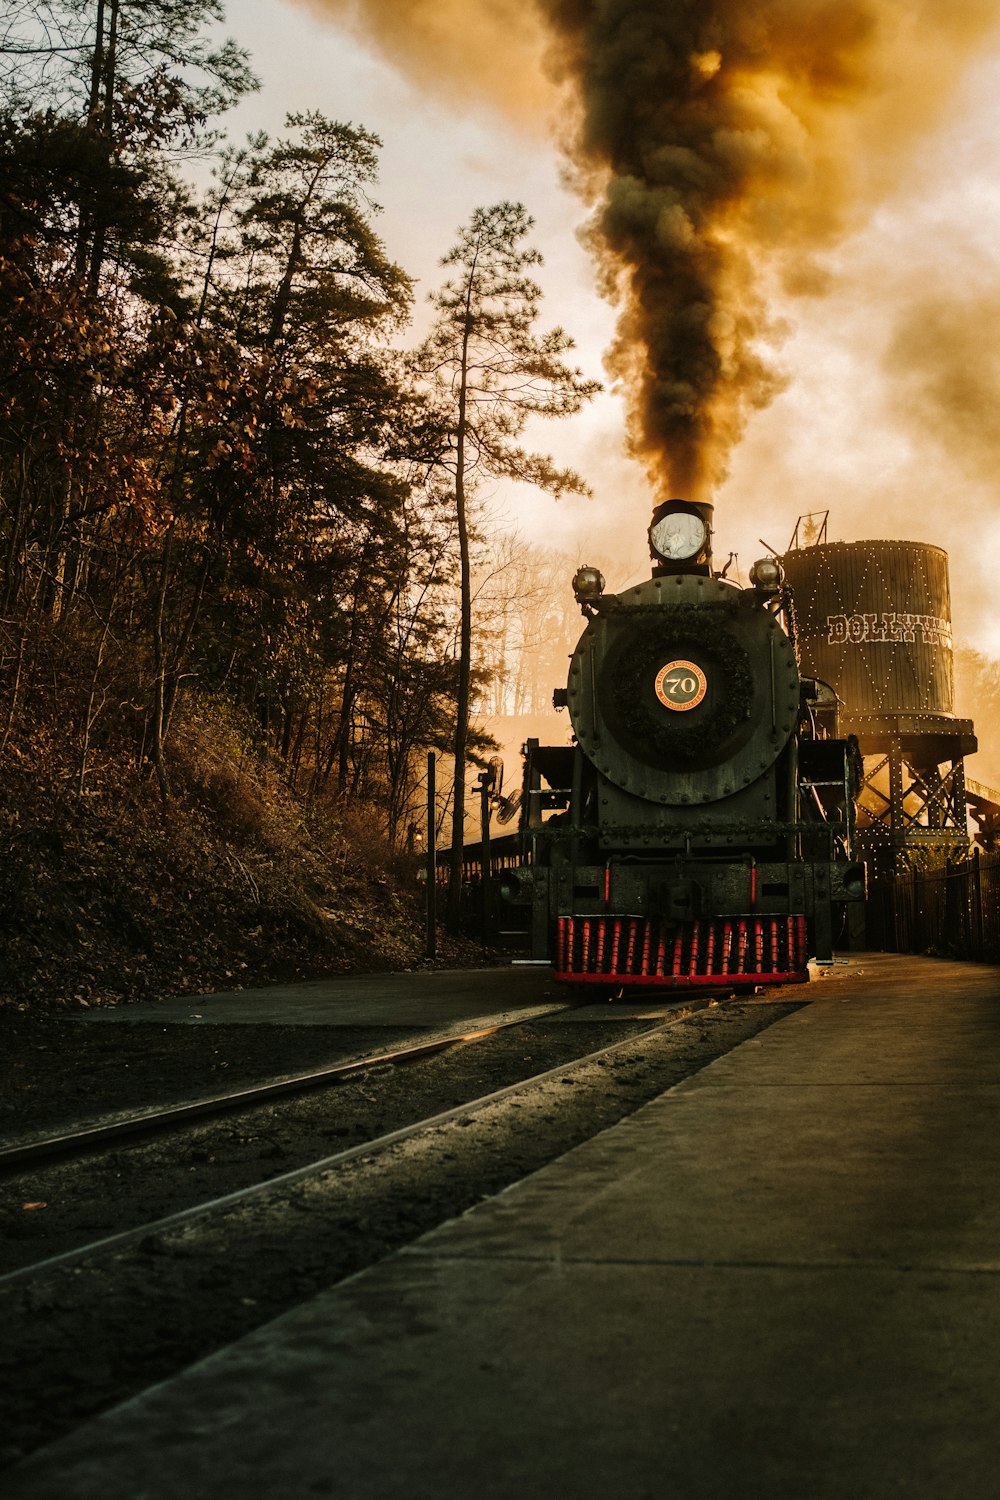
(0, 1003, 570, 1172)
(0, 1008, 701, 1292)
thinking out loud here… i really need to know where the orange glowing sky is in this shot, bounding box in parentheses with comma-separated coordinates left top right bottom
(219, 0, 1000, 668)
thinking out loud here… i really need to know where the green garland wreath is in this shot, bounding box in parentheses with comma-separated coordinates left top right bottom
(606, 605, 754, 766)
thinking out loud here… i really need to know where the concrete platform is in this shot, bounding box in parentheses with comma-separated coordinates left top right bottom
(9, 953, 1000, 1499)
(83, 965, 562, 1028)
(82, 963, 734, 1029)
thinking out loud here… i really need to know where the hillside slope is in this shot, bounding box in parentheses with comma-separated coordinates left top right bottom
(0, 702, 456, 1012)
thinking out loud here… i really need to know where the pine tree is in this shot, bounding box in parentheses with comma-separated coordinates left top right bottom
(413, 201, 599, 923)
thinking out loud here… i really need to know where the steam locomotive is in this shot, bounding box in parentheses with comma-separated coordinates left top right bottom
(494, 499, 866, 988)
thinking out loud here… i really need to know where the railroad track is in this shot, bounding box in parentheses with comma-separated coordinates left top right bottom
(0, 1010, 695, 1291)
(0, 1004, 571, 1173)
(2, 992, 799, 1469)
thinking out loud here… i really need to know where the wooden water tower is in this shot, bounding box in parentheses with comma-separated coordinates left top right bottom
(782, 535, 976, 870)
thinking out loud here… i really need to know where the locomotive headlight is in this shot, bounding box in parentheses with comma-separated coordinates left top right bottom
(650, 510, 707, 562)
(572, 565, 605, 604)
(750, 556, 784, 594)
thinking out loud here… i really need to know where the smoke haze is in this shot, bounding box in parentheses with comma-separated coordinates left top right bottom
(291, 0, 553, 118)
(887, 283, 1000, 488)
(294, 0, 1000, 500)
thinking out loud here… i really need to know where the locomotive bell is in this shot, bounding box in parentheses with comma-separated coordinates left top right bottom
(648, 499, 714, 575)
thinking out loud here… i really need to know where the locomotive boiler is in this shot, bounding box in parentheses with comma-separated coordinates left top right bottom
(498, 499, 866, 988)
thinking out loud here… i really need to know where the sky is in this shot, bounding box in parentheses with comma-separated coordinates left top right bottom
(214, 0, 1000, 666)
